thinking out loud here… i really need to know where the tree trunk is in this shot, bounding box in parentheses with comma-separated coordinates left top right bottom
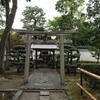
(0, 0, 17, 75)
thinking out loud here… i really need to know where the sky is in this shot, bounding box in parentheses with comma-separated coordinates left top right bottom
(12, 0, 60, 29)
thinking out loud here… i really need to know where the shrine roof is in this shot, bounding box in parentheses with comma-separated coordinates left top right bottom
(31, 44, 58, 50)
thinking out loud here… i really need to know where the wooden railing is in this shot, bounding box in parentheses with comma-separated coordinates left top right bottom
(77, 68, 100, 100)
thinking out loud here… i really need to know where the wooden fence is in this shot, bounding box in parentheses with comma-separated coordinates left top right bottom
(77, 68, 100, 100)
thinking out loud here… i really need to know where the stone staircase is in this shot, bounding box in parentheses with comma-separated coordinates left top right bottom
(39, 91, 50, 100)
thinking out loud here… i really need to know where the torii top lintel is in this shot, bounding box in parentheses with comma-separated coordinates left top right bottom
(15, 29, 76, 36)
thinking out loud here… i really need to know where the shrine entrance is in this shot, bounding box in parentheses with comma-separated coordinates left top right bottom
(31, 44, 58, 69)
(15, 29, 75, 84)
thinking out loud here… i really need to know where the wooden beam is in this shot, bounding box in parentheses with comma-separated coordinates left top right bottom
(77, 83, 97, 100)
(77, 68, 100, 80)
(35, 49, 37, 68)
(53, 50, 55, 69)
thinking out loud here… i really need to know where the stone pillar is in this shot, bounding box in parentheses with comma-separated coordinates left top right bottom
(60, 35, 65, 84)
(24, 35, 31, 83)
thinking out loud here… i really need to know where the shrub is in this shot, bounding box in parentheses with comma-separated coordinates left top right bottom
(80, 63, 100, 89)
(9, 45, 34, 72)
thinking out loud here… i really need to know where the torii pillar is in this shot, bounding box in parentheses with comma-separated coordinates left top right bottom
(24, 35, 31, 83)
(60, 35, 65, 84)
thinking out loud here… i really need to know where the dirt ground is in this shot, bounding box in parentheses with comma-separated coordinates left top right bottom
(0, 67, 33, 89)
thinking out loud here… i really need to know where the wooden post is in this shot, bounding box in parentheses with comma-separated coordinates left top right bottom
(60, 35, 65, 84)
(53, 50, 55, 69)
(35, 49, 37, 68)
(24, 35, 31, 83)
(80, 71, 83, 95)
(77, 83, 98, 100)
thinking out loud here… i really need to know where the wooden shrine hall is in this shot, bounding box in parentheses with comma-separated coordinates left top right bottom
(31, 44, 58, 69)
(15, 29, 75, 84)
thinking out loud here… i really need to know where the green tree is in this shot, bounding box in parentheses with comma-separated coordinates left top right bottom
(9, 45, 26, 72)
(86, 0, 100, 45)
(64, 44, 80, 64)
(47, 0, 86, 45)
(46, 0, 86, 31)
(55, 0, 84, 14)
(9, 44, 34, 72)
(0, 0, 31, 76)
(88, 46, 100, 63)
(55, 0, 85, 29)
(75, 21, 92, 46)
(86, 0, 100, 39)
(47, 0, 86, 32)
(46, 14, 76, 31)
(10, 32, 26, 49)
(46, 17, 60, 31)
(87, 0, 100, 21)
(21, 6, 46, 31)
(55, 44, 80, 70)
(86, 0, 100, 62)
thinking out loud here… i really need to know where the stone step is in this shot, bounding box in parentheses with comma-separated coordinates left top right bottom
(39, 96, 50, 100)
(39, 91, 50, 100)
(40, 91, 50, 96)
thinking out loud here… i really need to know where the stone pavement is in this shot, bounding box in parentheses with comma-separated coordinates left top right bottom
(21, 68, 66, 90)
(13, 68, 72, 100)
(18, 90, 70, 100)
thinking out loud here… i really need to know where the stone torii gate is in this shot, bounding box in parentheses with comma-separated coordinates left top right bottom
(15, 29, 75, 84)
